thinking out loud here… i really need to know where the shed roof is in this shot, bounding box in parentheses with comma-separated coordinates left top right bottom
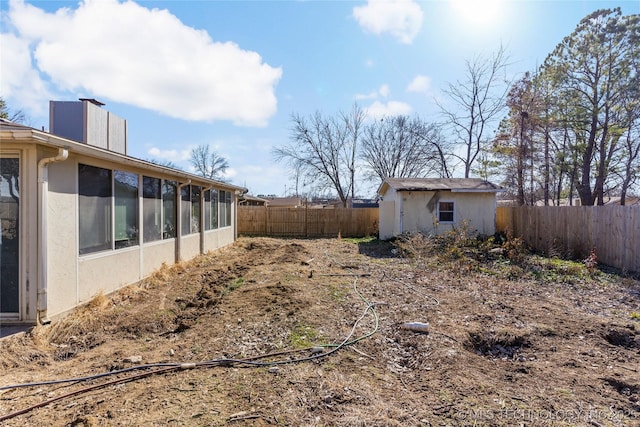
(265, 196, 304, 207)
(378, 178, 503, 195)
(240, 194, 268, 203)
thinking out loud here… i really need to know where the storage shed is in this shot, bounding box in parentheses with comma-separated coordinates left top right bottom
(377, 178, 503, 240)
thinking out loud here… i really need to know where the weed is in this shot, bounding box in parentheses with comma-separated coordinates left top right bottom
(438, 390, 452, 402)
(502, 236, 527, 264)
(537, 325, 558, 337)
(583, 247, 598, 271)
(222, 277, 245, 296)
(87, 291, 108, 309)
(328, 284, 349, 302)
(342, 236, 377, 244)
(631, 312, 640, 320)
(288, 323, 319, 349)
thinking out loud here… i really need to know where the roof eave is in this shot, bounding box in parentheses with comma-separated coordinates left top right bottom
(450, 188, 505, 193)
(1, 127, 247, 193)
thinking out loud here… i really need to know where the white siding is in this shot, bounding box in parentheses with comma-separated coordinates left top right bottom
(379, 188, 497, 239)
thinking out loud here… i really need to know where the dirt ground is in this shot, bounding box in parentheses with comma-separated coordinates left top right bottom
(1, 236, 639, 426)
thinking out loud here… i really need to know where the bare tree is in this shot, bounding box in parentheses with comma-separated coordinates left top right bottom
(145, 158, 181, 170)
(360, 115, 450, 185)
(190, 145, 229, 181)
(439, 45, 510, 178)
(493, 72, 545, 205)
(273, 104, 365, 207)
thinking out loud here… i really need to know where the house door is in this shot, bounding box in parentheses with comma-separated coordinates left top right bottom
(0, 157, 20, 314)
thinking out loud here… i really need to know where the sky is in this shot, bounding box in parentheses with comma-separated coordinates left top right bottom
(1, 0, 639, 197)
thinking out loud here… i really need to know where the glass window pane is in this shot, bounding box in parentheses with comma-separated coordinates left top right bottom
(143, 176, 162, 242)
(191, 186, 201, 234)
(438, 201, 454, 223)
(78, 164, 112, 254)
(162, 181, 176, 238)
(204, 190, 211, 231)
(114, 171, 139, 249)
(181, 185, 191, 235)
(225, 190, 232, 228)
(219, 190, 227, 227)
(0, 157, 20, 312)
(210, 189, 218, 229)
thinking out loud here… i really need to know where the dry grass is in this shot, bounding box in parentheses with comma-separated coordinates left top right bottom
(1, 237, 639, 426)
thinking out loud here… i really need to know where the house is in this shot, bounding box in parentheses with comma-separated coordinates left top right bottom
(239, 194, 267, 206)
(326, 198, 379, 209)
(377, 178, 504, 240)
(0, 99, 246, 325)
(264, 196, 304, 208)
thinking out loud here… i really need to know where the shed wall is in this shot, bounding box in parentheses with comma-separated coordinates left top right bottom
(380, 189, 496, 238)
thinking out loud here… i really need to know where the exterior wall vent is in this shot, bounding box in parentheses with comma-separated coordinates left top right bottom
(49, 99, 128, 155)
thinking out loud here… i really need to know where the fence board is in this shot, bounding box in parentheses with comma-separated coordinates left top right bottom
(496, 205, 640, 274)
(237, 206, 379, 238)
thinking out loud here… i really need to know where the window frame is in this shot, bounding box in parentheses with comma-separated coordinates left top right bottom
(113, 170, 139, 249)
(437, 200, 455, 224)
(78, 164, 113, 255)
(142, 176, 162, 243)
(162, 180, 177, 239)
(204, 188, 219, 231)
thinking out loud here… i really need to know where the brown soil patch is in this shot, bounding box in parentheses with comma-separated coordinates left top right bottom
(1, 237, 639, 426)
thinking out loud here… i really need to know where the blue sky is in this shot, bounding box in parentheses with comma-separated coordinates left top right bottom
(1, 0, 638, 197)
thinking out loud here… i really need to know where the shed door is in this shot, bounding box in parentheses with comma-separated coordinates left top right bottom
(379, 200, 395, 240)
(0, 157, 20, 314)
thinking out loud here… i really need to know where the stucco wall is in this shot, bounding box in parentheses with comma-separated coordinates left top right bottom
(142, 239, 176, 277)
(78, 248, 142, 302)
(47, 158, 80, 317)
(42, 152, 238, 320)
(180, 234, 201, 261)
(204, 227, 234, 252)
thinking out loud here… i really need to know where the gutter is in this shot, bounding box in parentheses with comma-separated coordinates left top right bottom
(37, 148, 69, 325)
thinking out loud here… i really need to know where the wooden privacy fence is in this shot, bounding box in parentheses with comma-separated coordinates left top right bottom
(238, 206, 379, 238)
(496, 206, 640, 273)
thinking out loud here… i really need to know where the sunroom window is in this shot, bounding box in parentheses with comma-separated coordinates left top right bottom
(204, 189, 219, 230)
(114, 171, 139, 249)
(78, 164, 112, 254)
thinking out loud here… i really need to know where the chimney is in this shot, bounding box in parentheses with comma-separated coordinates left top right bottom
(49, 99, 128, 155)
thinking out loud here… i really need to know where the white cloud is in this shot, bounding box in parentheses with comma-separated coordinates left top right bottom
(0, 32, 52, 117)
(364, 100, 412, 119)
(234, 163, 289, 196)
(353, 0, 423, 44)
(355, 84, 390, 100)
(378, 84, 390, 98)
(222, 167, 238, 180)
(406, 75, 433, 95)
(355, 91, 378, 101)
(4, 0, 282, 126)
(147, 146, 192, 162)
